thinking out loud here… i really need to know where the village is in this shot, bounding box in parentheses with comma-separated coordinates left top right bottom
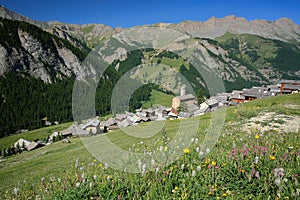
(11, 79, 300, 153)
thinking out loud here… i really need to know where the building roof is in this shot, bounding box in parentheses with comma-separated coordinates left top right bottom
(280, 80, 300, 84)
(178, 94, 196, 101)
(26, 142, 45, 151)
(14, 138, 31, 148)
(178, 112, 193, 118)
(103, 118, 117, 126)
(206, 98, 219, 106)
(81, 119, 100, 130)
(283, 84, 300, 90)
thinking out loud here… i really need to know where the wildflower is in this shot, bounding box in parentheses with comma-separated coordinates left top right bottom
(255, 134, 260, 139)
(89, 182, 93, 188)
(197, 166, 201, 171)
(141, 164, 146, 176)
(181, 164, 185, 170)
(172, 186, 179, 193)
(215, 165, 219, 170)
(206, 148, 210, 153)
(184, 148, 190, 154)
(93, 159, 97, 163)
(255, 171, 260, 179)
(159, 146, 163, 152)
(138, 159, 142, 170)
(283, 178, 288, 183)
(75, 159, 79, 168)
(195, 147, 199, 153)
(164, 146, 168, 152)
(76, 182, 80, 187)
(58, 178, 61, 183)
(222, 193, 227, 197)
(241, 169, 245, 173)
(118, 195, 122, 200)
(155, 167, 160, 174)
(151, 159, 155, 167)
(275, 178, 281, 186)
(93, 175, 97, 180)
(255, 156, 259, 164)
(211, 161, 217, 166)
(269, 155, 276, 160)
(14, 187, 19, 195)
(192, 170, 196, 177)
(195, 138, 199, 144)
(274, 168, 284, 178)
(199, 151, 204, 157)
(99, 163, 103, 167)
(104, 163, 109, 169)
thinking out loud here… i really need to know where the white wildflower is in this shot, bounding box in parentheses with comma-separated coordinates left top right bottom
(275, 178, 281, 186)
(181, 164, 185, 170)
(104, 163, 109, 169)
(151, 159, 155, 167)
(195, 147, 199, 153)
(93, 175, 97, 180)
(199, 151, 204, 157)
(192, 170, 196, 177)
(206, 148, 210, 153)
(155, 167, 160, 174)
(76, 182, 80, 187)
(138, 159, 142, 170)
(14, 187, 19, 195)
(255, 156, 259, 164)
(197, 166, 201, 171)
(159, 146, 163, 152)
(141, 164, 147, 176)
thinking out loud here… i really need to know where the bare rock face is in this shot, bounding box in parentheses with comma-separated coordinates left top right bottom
(171, 16, 300, 42)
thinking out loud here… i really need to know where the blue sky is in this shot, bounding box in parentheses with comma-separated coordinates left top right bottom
(0, 0, 299, 27)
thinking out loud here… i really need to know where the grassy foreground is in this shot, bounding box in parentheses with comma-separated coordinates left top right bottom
(0, 94, 299, 199)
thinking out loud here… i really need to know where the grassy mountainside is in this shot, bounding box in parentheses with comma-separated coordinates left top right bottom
(216, 32, 300, 80)
(0, 93, 299, 199)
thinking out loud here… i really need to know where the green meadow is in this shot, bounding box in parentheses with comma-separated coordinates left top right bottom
(0, 93, 299, 199)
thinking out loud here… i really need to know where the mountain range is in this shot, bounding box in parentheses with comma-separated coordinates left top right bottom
(0, 5, 299, 137)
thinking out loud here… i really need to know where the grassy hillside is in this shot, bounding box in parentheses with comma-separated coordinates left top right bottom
(142, 89, 174, 108)
(216, 32, 300, 77)
(1, 93, 299, 199)
(0, 122, 73, 152)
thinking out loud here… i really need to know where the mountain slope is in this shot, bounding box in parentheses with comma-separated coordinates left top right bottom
(0, 6, 300, 137)
(215, 32, 300, 82)
(170, 15, 300, 42)
(0, 17, 91, 83)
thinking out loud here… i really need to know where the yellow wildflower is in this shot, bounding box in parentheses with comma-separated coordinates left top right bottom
(241, 169, 245, 173)
(184, 148, 190, 154)
(269, 155, 276, 160)
(211, 161, 217, 166)
(255, 134, 260, 139)
(222, 193, 227, 197)
(93, 159, 97, 163)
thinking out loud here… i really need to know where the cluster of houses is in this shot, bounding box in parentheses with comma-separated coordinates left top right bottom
(58, 79, 300, 137)
(9, 80, 299, 154)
